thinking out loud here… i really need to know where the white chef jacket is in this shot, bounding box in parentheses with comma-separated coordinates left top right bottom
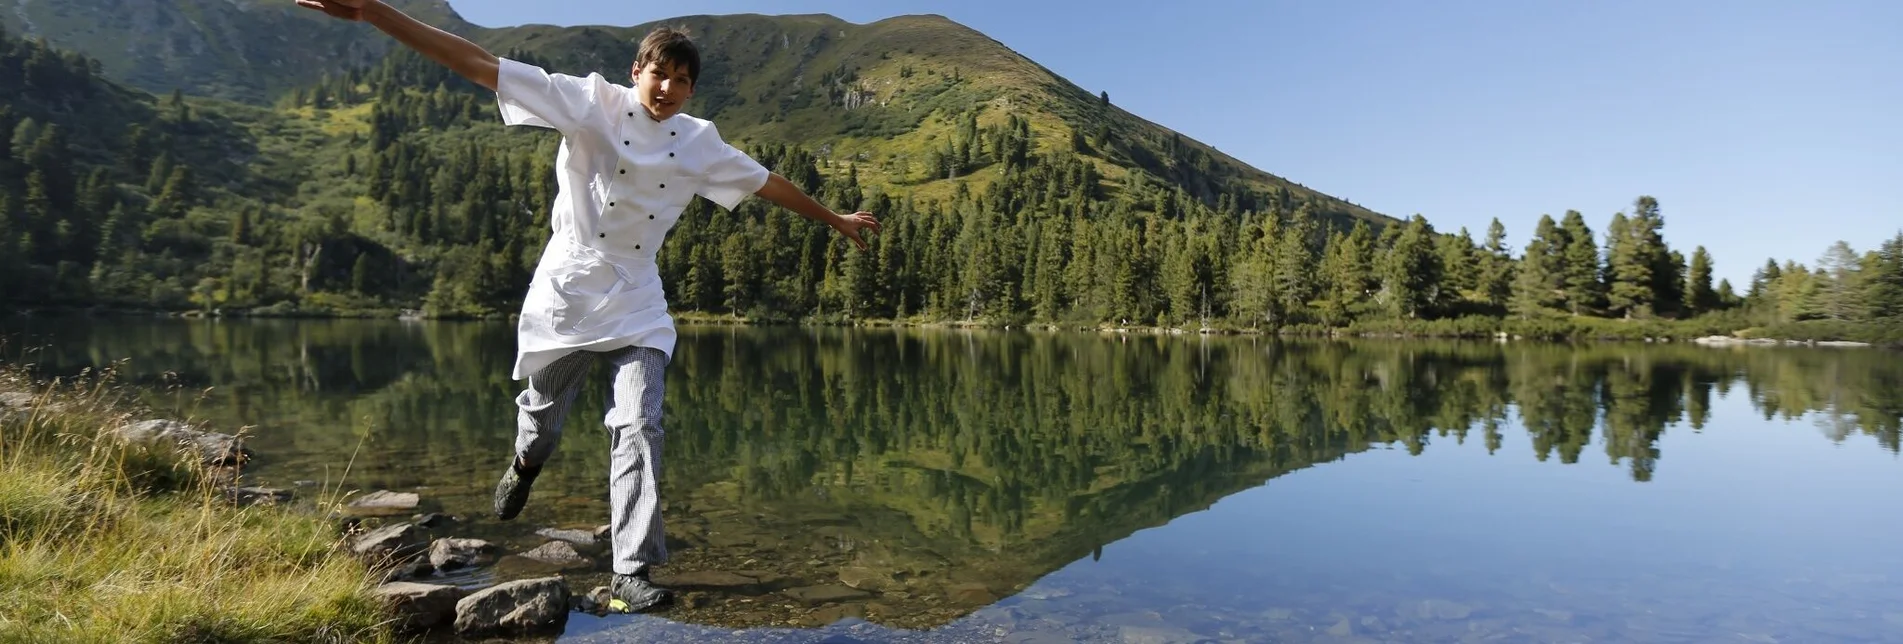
(494, 57, 770, 380)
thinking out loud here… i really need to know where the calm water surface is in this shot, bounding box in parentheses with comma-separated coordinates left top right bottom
(4, 316, 1901, 643)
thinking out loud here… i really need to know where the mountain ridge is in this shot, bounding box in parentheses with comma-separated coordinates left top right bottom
(0, 0, 1390, 227)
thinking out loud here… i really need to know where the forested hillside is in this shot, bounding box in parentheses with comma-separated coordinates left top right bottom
(1, 17, 1899, 341)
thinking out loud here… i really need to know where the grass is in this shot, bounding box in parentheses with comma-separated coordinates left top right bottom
(0, 365, 393, 644)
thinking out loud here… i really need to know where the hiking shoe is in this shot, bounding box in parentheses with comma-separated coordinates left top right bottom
(492, 458, 540, 521)
(608, 569, 674, 613)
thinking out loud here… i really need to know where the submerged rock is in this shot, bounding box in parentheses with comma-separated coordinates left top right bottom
(428, 537, 498, 571)
(783, 584, 872, 605)
(536, 527, 598, 545)
(373, 581, 465, 631)
(520, 540, 592, 568)
(653, 570, 773, 594)
(454, 576, 570, 636)
(344, 490, 420, 517)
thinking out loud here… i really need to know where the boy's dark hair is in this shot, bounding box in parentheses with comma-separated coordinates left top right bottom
(635, 27, 700, 84)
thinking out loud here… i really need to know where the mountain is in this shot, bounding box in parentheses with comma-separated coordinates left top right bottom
(0, 0, 472, 103)
(470, 12, 1388, 224)
(0, 0, 1386, 228)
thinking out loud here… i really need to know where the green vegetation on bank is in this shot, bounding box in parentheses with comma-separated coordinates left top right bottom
(0, 366, 390, 643)
(1, 18, 1899, 346)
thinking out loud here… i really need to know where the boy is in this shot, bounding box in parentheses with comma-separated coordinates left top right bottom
(295, 0, 881, 612)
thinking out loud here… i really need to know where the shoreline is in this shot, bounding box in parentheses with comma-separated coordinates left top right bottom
(5, 304, 1897, 348)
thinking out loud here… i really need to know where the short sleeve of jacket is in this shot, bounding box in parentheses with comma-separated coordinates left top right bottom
(695, 124, 771, 210)
(495, 57, 606, 134)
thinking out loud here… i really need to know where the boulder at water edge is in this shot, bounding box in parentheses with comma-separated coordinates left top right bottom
(454, 576, 571, 636)
(373, 581, 465, 631)
(113, 419, 253, 466)
(351, 522, 428, 566)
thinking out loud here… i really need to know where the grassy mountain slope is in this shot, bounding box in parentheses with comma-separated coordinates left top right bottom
(470, 12, 1390, 227)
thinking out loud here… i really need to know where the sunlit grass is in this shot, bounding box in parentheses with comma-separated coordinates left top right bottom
(0, 365, 392, 643)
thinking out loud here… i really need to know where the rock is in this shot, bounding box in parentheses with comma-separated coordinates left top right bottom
(373, 581, 465, 631)
(653, 570, 770, 594)
(378, 559, 435, 583)
(412, 512, 455, 528)
(454, 576, 570, 636)
(1534, 608, 1574, 623)
(535, 527, 597, 546)
(1326, 618, 1353, 637)
(837, 566, 893, 591)
(344, 490, 420, 517)
(593, 524, 612, 541)
(782, 585, 872, 606)
(809, 603, 867, 625)
(293, 480, 317, 487)
(518, 540, 592, 570)
(947, 582, 996, 604)
(113, 419, 252, 466)
(1406, 599, 1473, 621)
(1119, 625, 1212, 644)
(428, 538, 498, 571)
(1018, 586, 1074, 601)
(223, 486, 292, 506)
(351, 522, 427, 565)
(570, 585, 612, 614)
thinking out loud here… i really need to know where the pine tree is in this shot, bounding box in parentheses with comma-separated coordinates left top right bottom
(1816, 241, 1862, 321)
(1379, 215, 1441, 319)
(352, 253, 373, 293)
(1748, 258, 1781, 305)
(149, 165, 195, 220)
(1605, 211, 1653, 318)
(1865, 232, 1903, 320)
(1558, 210, 1603, 315)
(1271, 210, 1316, 323)
(145, 152, 175, 194)
(1475, 218, 1514, 309)
(1437, 227, 1477, 304)
(1631, 196, 1674, 316)
(1775, 261, 1819, 322)
(1511, 215, 1566, 317)
(1660, 249, 1686, 316)
(1229, 215, 1278, 327)
(1686, 246, 1716, 315)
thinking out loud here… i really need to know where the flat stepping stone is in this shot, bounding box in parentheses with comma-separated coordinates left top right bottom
(344, 490, 420, 516)
(782, 584, 872, 605)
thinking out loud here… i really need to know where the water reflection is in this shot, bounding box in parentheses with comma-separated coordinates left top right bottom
(3, 316, 1900, 642)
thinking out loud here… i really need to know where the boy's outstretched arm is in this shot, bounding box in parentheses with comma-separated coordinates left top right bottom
(295, 0, 499, 91)
(755, 174, 881, 250)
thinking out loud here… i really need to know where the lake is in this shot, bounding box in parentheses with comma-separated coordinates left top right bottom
(3, 316, 1900, 643)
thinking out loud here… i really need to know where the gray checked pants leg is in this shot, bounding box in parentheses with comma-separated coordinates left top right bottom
(513, 345, 669, 575)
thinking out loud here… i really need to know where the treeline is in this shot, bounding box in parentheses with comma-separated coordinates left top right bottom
(3, 28, 1899, 342)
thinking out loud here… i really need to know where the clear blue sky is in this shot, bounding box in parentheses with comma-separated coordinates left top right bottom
(444, 0, 1901, 288)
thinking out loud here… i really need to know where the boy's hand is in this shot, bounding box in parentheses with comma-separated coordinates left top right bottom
(832, 212, 881, 251)
(294, 0, 373, 21)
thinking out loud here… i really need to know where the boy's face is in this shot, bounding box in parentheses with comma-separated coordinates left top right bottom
(632, 60, 695, 121)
